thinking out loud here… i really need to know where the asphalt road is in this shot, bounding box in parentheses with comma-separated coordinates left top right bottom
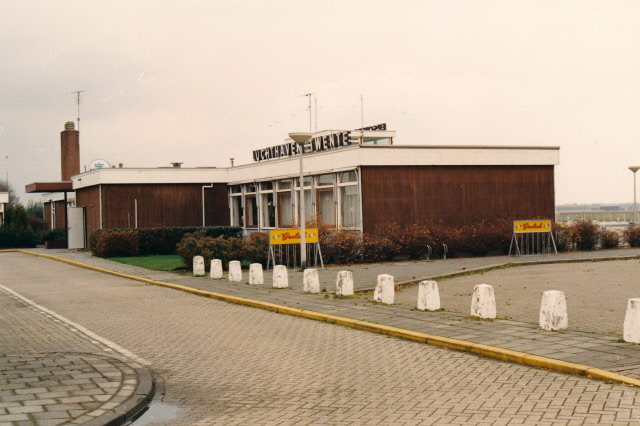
(2, 252, 640, 425)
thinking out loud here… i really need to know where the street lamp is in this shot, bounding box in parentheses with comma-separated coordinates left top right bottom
(630, 166, 640, 224)
(289, 132, 313, 269)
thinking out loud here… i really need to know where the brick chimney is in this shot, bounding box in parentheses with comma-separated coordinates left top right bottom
(61, 121, 80, 181)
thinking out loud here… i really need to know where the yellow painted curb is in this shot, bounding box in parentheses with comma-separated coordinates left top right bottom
(8, 249, 640, 389)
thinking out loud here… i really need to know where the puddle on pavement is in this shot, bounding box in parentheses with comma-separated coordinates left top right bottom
(132, 402, 181, 425)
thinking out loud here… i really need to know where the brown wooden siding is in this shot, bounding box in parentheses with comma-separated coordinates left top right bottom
(75, 186, 100, 246)
(361, 165, 555, 233)
(43, 201, 68, 230)
(75, 183, 229, 239)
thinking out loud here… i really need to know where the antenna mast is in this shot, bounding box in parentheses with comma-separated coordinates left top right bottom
(71, 90, 84, 132)
(303, 93, 314, 132)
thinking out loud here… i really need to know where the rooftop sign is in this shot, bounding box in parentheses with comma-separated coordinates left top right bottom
(252, 123, 387, 162)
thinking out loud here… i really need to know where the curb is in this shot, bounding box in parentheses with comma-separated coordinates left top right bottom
(84, 364, 155, 426)
(9, 249, 640, 390)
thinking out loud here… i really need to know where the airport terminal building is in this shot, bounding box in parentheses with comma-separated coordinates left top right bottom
(62, 124, 558, 248)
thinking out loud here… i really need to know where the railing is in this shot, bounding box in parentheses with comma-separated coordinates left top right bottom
(556, 210, 639, 223)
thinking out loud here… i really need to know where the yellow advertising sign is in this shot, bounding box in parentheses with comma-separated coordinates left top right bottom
(513, 220, 552, 234)
(269, 228, 319, 245)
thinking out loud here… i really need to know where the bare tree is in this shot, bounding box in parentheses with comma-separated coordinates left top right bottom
(0, 180, 19, 206)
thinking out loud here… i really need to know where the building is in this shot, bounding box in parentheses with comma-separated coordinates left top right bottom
(65, 124, 559, 248)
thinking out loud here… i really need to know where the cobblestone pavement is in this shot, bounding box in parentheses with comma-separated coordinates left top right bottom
(2, 252, 640, 425)
(36, 247, 640, 378)
(0, 281, 153, 425)
(393, 259, 640, 335)
(38, 247, 640, 293)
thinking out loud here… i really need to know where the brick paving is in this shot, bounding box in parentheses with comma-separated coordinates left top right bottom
(0, 279, 153, 425)
(2, 251, 640, 424)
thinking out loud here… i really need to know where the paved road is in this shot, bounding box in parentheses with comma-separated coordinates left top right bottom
(2, 252, 640, 425)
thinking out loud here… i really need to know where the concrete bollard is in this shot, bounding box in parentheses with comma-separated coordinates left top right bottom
(228, 261, 242, 282)
(539, 290, 568, 331)
(417, 280, 440, 311)
(303, 269, 320, 293)
(272, 265, 288, 288)
(336, 271, 354, 296)
(624, 298, 640, 343)
(249, 263, 264, 285)
(471, 284, 496, 319)
(374, 274, 394, 304)
(193, 256, 205, 276)
(210, 259, 223, 279)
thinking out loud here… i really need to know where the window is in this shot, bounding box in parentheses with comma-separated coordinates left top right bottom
(278, 179, 292, 190)
(362, 137, 391, 145)
(246, 183, 256, 193)
(245, 196, 258, 228)
(317, 189, 335, 226)
(277, 192, 293, 226)
(260, 181, 273, 191)
(296, 189, 313, 222)
(296, 177, 312, 187)
(261, 193, 275, 228)
(340, 186, 360, 227)
(230, 185, 242, 194)
(231, 196, 243, 227)
(340, 171, 357, 183)
(317, 174, 333, 187)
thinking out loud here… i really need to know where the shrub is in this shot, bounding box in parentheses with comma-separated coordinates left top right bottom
(600, 229, 621, 249)
(175, 230, 259, 270)
(553, 222, 572, 252)
(623, 225, 640, 247)
(90, 226, 242, 257)
(0, 204, 37, 248)
(321, 230, 362, 264)
(93, 230, 140, 257)
(362, 224, 401, 262)
(571, 219, 600, 251)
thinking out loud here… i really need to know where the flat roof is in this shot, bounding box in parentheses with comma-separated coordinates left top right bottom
(25, 181, 74, 193)
(71, 143, 560, 189)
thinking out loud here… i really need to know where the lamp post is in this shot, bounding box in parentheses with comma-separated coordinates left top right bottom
(289, 132, 313, 269)
(631, 166, 640, 224)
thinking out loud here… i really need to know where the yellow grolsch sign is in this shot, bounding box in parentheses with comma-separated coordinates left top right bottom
(513, 220, 552, 234)
(269, 228, 319, 245)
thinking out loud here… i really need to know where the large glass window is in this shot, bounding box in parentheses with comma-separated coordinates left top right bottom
(340, 171, 357, 183)
(296, 190, 313, 222)
(231, 196, 243, 227)
(317, 190, 336, 226)
(277, 192, 293, 226)
(296, 177, 312, 188)
(317, 174, 333, 187)
(245, 196, 258, 228)
(261, 193, 275, 228)
(278, 179, 292, 190)
(340, 186, 360, 227)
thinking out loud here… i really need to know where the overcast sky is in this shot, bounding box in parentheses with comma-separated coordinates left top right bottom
(2, 1, 640, 205)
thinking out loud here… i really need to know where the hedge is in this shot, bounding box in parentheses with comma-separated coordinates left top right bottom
(90, 226, 242, 257)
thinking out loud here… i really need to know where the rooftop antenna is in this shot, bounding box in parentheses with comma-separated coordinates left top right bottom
(360, 94, 364, 129)
(71, 90, 84, 132)
(302, 93, 313, 132)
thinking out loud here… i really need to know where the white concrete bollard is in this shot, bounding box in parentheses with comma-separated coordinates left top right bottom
(623, 298, 640, 343)
(272, 265, 288, 288)
(470, 284, 496, 319)
(193, 256, 205, 276)
(374, 274, 394, 304)
(210, 259, 223, 279)
(303, 269, 320, 293)
(417, 280, 441, 311)
(539, 290, 568, 331)
(336, 271, 354, 296)
(249, 263, 264, 285)
(228, 261, 242, 282)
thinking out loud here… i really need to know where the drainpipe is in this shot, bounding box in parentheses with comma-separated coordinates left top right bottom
(99, 185, 103, 229)
(202, 183, 214, 227)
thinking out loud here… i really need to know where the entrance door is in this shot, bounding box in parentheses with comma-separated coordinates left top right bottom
(68, 207, 86, 249)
